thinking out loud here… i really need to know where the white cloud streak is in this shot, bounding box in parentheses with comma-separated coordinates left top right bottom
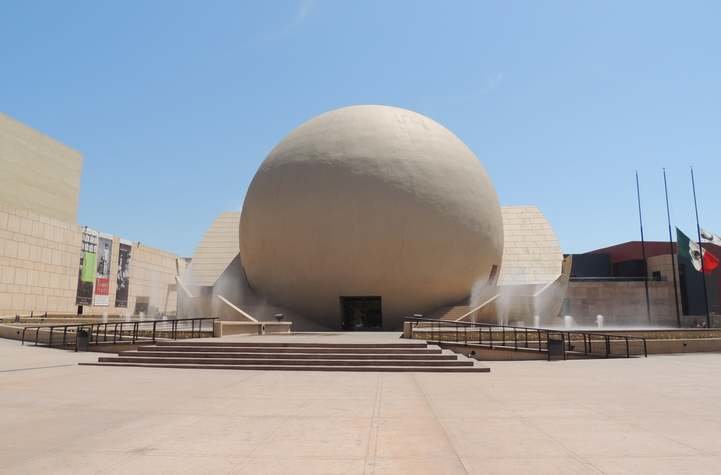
(244, 0, 317, 47)
(294, 0, 316, 25)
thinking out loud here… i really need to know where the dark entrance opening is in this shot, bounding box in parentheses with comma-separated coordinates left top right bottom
(340, 296, 382, 330)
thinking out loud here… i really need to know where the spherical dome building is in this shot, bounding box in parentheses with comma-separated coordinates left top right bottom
(239, 105, 503, 330)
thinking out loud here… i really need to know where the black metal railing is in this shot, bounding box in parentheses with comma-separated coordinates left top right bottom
(0, 312, 49, 324)
(20, 317, 217, 351)
(405, 317, 648, 359)
(569, 276, 662, 282)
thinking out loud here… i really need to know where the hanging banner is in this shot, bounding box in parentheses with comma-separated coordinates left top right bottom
(115, 239, 132, 308)
(75, 227, 99, 306)
(93, 233, 113, 306)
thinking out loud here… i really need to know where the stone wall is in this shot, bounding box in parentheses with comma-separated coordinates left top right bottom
(127, 244, 181, 316)
(0, 202, 81, 316)
(0, 113, 82, 223)
(647, 254, 684, 318)
(499, 205, 563, 286)
(0, 202, 180, 318)
(185, 212, 240, 287)
(564, 280, 678, 327)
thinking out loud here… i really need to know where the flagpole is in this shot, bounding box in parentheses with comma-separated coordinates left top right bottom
(635, 171, 652, 324)
(663, 168, 682, 327)
(691, 166, 711, 327)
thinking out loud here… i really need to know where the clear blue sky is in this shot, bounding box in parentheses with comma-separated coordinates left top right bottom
(2, 1, 720, 257)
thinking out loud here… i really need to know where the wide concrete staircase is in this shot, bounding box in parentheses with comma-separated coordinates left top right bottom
(430, 306, 475, 321)
(80, 341, 488, 372)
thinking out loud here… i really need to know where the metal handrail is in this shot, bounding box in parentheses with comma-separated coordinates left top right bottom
(20, 317, 217, 350)
(405, 317, 648, 359)
(455, 294, 499, 322)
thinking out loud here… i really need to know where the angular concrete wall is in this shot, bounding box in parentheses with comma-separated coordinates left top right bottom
(0, 113, 82, 224)
(498, 205, 563, 286)
(471, 205, 566, 325)
(184, 212, 240, 287)
(0, 202, 81, 316)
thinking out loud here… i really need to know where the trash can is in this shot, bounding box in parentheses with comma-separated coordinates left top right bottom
(547, 334, 565, 360)
(76, 329, 90, 352)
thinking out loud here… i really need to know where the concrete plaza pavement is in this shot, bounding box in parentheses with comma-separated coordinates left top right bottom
(2, 334, 721, 474)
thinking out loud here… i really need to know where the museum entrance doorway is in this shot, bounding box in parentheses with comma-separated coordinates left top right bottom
(340, 296, 382, 330)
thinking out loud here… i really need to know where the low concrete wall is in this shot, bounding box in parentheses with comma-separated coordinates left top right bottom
(568, 337, 721, 356)
(405, 325, 721, 341)
(0, 324, 24, 341)
(441, 342, 547, 361)
(1, 323, 212, 349)
(402, 322, 412, 338)
(405, 325, 721, 358)
(447, 338, 721, 359)
(580, 328, 721, 339)
(645, 338, 721, 354)
(1, 316, 141, 325)
(0, 324, 78, 346)
(213, 321, 292, 337)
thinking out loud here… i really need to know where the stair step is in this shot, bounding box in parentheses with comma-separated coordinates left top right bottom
(153, 341, 428, 349)
(428, 306, 475, 320)
(84, 340, 489, 373)
(119, 351, 458, 360)
(135, 346, 442, 354)
(98, 356, 473, 366)
(79, 362, 490, 373)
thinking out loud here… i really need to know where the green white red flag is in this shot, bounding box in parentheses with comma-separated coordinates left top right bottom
(677, 228, 720, 274)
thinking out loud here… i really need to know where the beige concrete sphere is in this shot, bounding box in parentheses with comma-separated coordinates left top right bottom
(239, 105, 503, 329)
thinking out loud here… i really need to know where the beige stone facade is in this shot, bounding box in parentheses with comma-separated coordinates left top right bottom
(498, 205, 563, 286)
(563, 253, 693, 327)
(185, 212, 240, 287)
(0, 202, 80, 316)
(0, 113, 181, 318)
(647, 254, 684, 318)
(472, 206, 567, 326)
(0, 202, 180, 318)
(564, 280, 678, 327)
(118, 243, 181, 317)
(0, 113, 82, 223)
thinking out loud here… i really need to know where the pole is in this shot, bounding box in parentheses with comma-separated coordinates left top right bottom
(663, 168, 681, 327)
(691, 166, 711, 327)
(635, 171, 652, 324)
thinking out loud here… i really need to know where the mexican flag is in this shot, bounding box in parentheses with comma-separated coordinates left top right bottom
(677, 228, 720, 274)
